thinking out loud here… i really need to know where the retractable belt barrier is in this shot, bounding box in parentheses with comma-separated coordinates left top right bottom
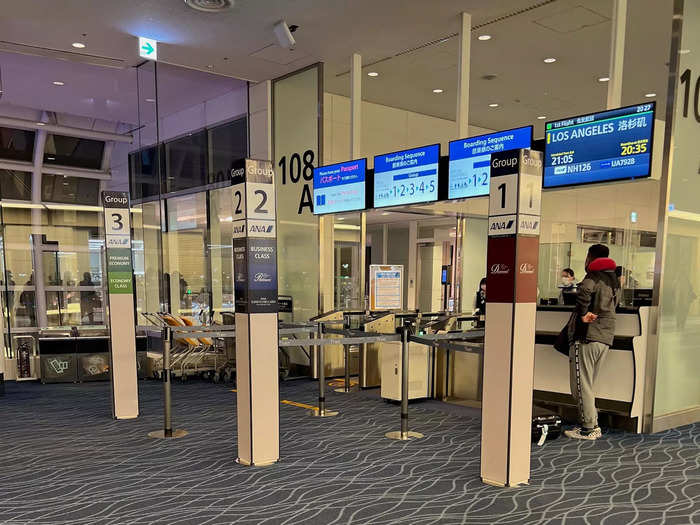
(145, 323, 484, 438)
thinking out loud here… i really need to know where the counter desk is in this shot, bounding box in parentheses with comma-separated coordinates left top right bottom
(533, 305, 650, 432)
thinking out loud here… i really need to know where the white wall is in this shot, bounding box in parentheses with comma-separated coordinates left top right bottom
(323, 92, 493, 167)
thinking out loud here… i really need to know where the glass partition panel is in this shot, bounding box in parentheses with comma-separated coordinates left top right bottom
(132, 201, 164, 323)
(163, 192, 209, 320)
(41, 175, 100, 205)
(0, 127, 35, 162)
(334, 213, 362, 310)
(209, 187, 233, 322)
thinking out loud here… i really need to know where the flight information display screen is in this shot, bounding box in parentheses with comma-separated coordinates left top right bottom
(544, 103, 655, 188)
(373, 144, 440, 208)
(448, 126, 532, 199)
(313, 158, 366, 214)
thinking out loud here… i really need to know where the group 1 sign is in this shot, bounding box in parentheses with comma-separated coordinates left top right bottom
(101, 191, 138, 420)
(481, 149, 542, 488)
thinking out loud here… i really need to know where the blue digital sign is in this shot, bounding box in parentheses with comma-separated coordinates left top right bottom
(448, 126, 532, 199)
(313, 158, 366, 214)
(544, 103, 655, 188)
(373, 144, 440, 208)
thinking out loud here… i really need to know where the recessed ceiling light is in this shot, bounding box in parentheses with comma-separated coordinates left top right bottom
(52, 81, 65, 86)
(47, 156, 55, 160)
(598, 76, 610, 82)
(36, 122, 46, 126)
(543, 57, 557, 64)
(367, 71, 379, 77)
(145, 98, 156, 103)
(72, 42, 86, 49)
(433, 88, 444, 94)
(645, 92, 656, 98)
(478, 34, 491, 41)
(488, 103, 499, 108)
(537, 115, 547, 120)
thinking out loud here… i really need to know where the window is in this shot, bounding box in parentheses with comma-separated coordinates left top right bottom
(208, 117, 247, 184)
(0, 170, 31, 200)
(0, 127, 35, 162)
(44, 134, 105, 170)
(164, 130, 207, 193)
(129, 145, 162, 200)
(41, 175, 100, 204)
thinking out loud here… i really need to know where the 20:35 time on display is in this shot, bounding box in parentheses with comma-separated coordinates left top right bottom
(620, 142, 648, 156)
(390, 179, 435, 197)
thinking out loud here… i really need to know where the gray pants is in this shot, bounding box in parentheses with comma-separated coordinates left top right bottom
(569, 341, 609, 429)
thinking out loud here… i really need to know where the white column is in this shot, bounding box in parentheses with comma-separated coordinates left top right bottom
(456, 12, 471, 138)
(350, 53, 362, 158)
(607, 0, 627, 109)
(407, 221, 418, 310)
(249, 81, 272, 161)
(31, 123, 48, 329)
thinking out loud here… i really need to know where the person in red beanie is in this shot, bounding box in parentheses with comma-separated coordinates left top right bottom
(564, 243, 620, 440)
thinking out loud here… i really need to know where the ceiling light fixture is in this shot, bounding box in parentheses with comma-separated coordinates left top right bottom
(433, 88, 444, 93)
(52, 81, 65, 86)
(543, 57, 557, 63)
(367, 71, 379, 77)
(598, 76, 610, 82)
(488, 103, 499, 108)
(36, 122, 46, 126)
(645, 92, 656, 98)
(72, 42, 86, 49)
(680, 49, 691, 54)
(145, 98, 156, 103)
(537, 115, 547, 120)
(478, 34, 491, 41)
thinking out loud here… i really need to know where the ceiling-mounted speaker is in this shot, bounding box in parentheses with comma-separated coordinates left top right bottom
(273, 20, 296, 50)
(184, 0, 233, 13)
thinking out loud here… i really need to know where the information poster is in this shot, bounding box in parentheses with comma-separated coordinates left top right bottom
(544, 103, 655, 187)
(374, 145, 439, 208)
(448, 126, 532, 199)
(313, 158, 366, 214)
(370, 265, 403, 310)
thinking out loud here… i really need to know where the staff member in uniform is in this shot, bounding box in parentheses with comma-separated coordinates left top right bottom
(559, 268, 576, 305)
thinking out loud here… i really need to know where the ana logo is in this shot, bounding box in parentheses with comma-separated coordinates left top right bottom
(249, 223, 274, 234)
(520, 219, 539, 230)
(490, 219, 515, 231)
(490, 264, 510, 275)
(253, 272, 273, 283)
(233, 224, 246, 234)
(519, 262, 536, 274)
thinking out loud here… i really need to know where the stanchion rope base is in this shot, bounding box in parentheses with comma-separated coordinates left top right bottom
(385, 430, 424, 441)
(147, 429, 188, 439)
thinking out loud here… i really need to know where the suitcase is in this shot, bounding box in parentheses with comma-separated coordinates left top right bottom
(532, 407, 562, 446)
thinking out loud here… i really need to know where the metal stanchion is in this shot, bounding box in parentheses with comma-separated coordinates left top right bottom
(386, 325, 423, 440)
(149, 326, 188, 439)
(310, 323, 338, 417)
(334, 344, 354, 393)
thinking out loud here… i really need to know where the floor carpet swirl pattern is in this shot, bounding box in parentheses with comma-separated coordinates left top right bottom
(0, 380, 698, 524)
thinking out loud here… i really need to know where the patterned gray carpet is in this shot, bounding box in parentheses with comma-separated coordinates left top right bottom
(0, 380, 698, 524)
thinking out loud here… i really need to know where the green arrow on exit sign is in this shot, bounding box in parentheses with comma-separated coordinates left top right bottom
(138, 36, 158, 61)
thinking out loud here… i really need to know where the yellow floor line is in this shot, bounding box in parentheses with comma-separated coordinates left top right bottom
(229, 389, 317, 411)
(281, 400, 317, 410)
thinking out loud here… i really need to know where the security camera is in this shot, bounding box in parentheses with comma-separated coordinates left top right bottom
(273, 20, 296, 50)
